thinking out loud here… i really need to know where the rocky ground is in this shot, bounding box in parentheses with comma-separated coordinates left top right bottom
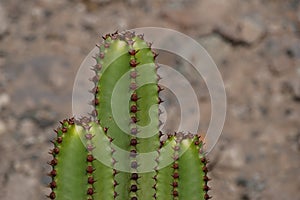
(0, 0, 300, 199)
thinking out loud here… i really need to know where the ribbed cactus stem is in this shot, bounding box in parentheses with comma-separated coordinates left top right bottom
(92, 32, 160, 199)
(48, 31, 211, 200)
(48, 118, 91, 200)
(155, 133, 209, 200)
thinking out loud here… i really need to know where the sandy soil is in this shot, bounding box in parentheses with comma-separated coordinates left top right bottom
(0, 0, 299, 199)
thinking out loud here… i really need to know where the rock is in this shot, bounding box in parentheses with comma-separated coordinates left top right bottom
(161, 0, 237, 34)
(4, 173, 38, 200)
(198, 33, 233, 65)
(0, 93, 10, 110)
(238, 17, 267, 44)
(216, 15, 267, 45)
(0, 4, 8, 37)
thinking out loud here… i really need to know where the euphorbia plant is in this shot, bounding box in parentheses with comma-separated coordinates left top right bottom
(48, 31, 211, 200)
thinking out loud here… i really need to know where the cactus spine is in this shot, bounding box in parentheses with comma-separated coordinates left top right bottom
(48, 31, 211, 200)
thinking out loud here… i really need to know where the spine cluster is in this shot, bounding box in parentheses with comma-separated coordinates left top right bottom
(128, 32, 139, 200)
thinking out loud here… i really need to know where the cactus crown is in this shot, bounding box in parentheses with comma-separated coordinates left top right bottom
(48, 31, 211, 200)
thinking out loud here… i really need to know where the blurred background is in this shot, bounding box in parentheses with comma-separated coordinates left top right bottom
(0, 0, 300, 199)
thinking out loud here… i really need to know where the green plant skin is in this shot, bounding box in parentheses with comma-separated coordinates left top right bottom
(49, 120, 88, 200)
(95, 33, 159, 200)
(48, 31, 210, 200)
(89, 121, 115, 200)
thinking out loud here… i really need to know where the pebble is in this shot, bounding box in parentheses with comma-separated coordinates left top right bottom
(216, 15, 266, 45)
(161, 0, 236, 34)
(238, 16, 266, 44)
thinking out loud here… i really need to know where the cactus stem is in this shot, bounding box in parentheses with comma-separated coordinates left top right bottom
(48, 118, 93, 200)
(48, 31, 211, 200)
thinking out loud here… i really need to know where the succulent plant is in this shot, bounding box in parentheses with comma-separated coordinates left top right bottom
(48, 31, 211, 200)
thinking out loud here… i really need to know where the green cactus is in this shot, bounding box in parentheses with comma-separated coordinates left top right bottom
(48, 31, 211, 200)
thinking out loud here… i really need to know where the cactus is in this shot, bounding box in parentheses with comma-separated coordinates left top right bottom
(48, 31, 211, 200)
